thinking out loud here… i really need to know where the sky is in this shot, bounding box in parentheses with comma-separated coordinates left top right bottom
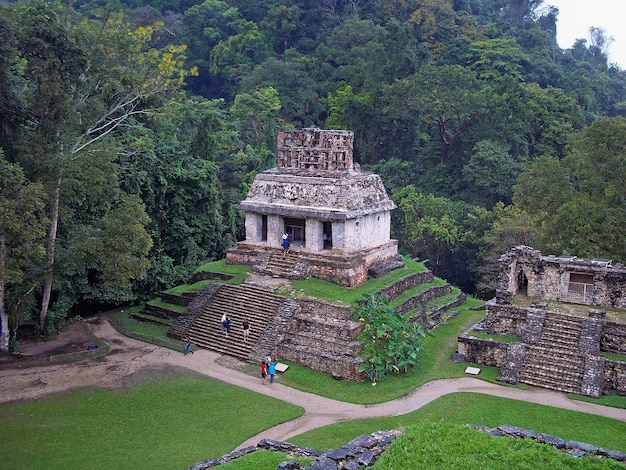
(547, 0, 626, 68)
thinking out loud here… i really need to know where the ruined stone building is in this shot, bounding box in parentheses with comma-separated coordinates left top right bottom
(226, 128, 400, 287)
(458, 246, 626, 397)
(497, 246, 626, 309)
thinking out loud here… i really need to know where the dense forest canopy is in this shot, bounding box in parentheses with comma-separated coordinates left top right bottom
(1, 0, 625, 347)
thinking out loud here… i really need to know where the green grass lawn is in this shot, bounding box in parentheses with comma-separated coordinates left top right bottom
(289, 392, 626, 455)
(372, 421, 626, 470)
(0, 371, 304, 470)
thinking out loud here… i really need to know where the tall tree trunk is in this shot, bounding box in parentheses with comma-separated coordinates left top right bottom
(39, 177, 61, 333)
(0, 235, 8, 351)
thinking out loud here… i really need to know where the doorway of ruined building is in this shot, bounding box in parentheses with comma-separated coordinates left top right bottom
(284, 217, 305, 247)
(323, 221, 333, 250)
(517, 270, 528, 297)
(261, 215, 268, 241)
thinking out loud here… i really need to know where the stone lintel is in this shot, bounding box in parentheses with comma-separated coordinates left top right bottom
(237, 201, 396, 220)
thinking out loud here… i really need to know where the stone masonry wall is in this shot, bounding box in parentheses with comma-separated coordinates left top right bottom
(480, 304, 531, 337)
(601, 321, 626, 355)
(276, 298, 366, 381)
(603, 360, 626, 395)
(457, 335, 509, 367)
(372, 271, 434, 302)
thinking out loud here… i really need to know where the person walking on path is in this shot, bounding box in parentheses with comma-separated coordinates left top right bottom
(268, 361, 276, 384)
(221, 313, 227, 334)
(183, 338, 194, 355)
(242, 319, 250, 343)
(260, 362, 267, 385)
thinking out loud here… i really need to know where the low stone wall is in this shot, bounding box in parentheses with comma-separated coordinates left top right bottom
(187, 430, 402, 470)
(601, 321, 626, 355)
(160, 291, 196, 307)
(372, 270, 434, 302)
(188, 271, 235, 284)
(457, 334, 509, 367)
(396, 284, 452, 315)
(603, 359, 626, 395)
(469, 424, 626, 462)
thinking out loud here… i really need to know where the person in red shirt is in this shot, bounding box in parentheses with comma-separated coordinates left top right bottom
(260, 362, 267, 385)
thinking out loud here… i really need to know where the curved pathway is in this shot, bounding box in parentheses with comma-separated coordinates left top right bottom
(1, 317, 625, 451)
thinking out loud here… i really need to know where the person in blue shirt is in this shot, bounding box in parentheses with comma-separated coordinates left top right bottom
(268, 361, 276, 383)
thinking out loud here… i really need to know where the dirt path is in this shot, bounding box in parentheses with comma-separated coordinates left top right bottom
(1, 316, 625, 450)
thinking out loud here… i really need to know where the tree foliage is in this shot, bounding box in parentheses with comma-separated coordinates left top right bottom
(3, 0, 626, 332)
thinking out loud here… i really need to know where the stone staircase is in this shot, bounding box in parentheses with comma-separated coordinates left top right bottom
(259, 251, 299, 278)
(518, 313, 586, 393)
(185, 284, 284, 361)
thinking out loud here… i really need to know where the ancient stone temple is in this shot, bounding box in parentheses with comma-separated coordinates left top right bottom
(226, 128, 400, 287)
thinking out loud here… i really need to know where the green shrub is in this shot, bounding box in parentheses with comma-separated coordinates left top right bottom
(357, 295, 426, 384)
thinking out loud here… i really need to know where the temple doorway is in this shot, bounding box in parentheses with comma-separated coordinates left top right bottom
(284, 217, 305, 247)
(323, 221, 333, 249)
(517, 270, 528, 296)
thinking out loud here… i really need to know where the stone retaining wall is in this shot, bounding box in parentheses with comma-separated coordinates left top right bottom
(457, 334, 509, 367)
(372, 271, 434, 302)
(480, 304, 531, 336)
(602, 321, 626, 355)
(160, 291, 195, 307)
(275, 343, 366, 381)
(603, 359, 626, 395)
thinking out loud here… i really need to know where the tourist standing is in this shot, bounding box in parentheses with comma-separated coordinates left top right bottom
(242, 319, 250, 343)
(268, 361, 276, 383)
(260, 362, 267, 385)
(281, 232, 290, 255)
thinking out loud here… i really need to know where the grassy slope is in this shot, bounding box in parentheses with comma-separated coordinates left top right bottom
(372, 421, 626, 470)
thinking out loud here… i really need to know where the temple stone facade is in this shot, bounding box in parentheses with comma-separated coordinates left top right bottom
(226, 129, 399, 287)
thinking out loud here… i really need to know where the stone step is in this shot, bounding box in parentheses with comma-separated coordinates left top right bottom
(261, 252, 299, 277)
(537, 336, 580, 350)
(519, 375, 581, 394)
(522, 361, 584, 377)
(524, 353, 583, 370)
(526, 345, 580, 357)
(519, 361, 585, 379)
(543, 315, 582, 330)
